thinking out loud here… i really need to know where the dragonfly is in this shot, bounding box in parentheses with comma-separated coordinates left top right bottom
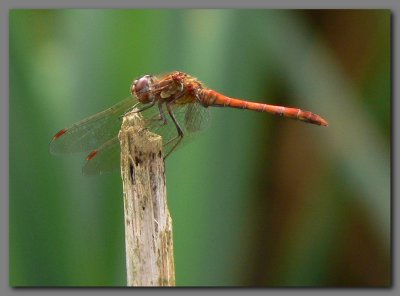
(50, 71, 328, 175)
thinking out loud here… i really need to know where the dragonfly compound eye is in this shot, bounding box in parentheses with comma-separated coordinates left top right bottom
(131, 75, 153, 103)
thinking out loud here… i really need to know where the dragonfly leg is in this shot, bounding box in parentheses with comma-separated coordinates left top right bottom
(131, 100, 156, 113)
(155, 89, 186, 158)
(163, 102, 184, 159)
(118, 100, 156, 120)
(157, 101, 168, 125)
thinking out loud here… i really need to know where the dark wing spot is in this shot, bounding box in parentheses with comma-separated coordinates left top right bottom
(86, 150, 98, 161)
(52, 129, 67, 140)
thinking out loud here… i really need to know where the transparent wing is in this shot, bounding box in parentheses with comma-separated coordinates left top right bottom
(182, 101, 212, 133)
(82, 137, 120, 175)
(82, 101, 211, 175)
(144, 101, 211, 156)
(49, 96, 139, 154)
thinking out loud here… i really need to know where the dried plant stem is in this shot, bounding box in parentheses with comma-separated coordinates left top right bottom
(119, 111, 175, 286)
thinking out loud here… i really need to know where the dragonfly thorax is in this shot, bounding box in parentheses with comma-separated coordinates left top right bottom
(131, 75, 155, 103)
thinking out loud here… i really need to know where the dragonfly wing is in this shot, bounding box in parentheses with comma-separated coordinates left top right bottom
(82, 137, 120, 175)
(181, 101, 211, 133)
(143, 101, 211, 157)
(82, 101, 211, 174)
(81, 105, 163, 175)
(49, 96, 139, 154)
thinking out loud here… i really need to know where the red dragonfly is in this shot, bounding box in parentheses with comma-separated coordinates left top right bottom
(50, 71, 328, 175)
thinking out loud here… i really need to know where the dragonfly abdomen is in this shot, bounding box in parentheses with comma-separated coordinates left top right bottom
(199, 89, 328, 126)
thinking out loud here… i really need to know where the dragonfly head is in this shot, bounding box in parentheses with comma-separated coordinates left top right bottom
(131, 75, 155, 103)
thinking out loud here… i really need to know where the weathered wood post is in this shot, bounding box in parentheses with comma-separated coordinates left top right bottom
(119, 111, 175, 286)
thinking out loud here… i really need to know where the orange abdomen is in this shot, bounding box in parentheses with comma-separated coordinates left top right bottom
(199, 89, 328, 126)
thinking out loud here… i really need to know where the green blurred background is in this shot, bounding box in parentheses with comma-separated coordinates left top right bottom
(9, 9, 390, 287)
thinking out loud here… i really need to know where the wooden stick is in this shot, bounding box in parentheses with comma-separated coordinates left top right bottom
(118, 111, 175, 287)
